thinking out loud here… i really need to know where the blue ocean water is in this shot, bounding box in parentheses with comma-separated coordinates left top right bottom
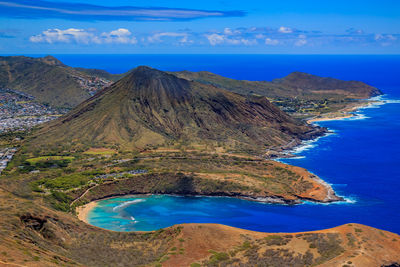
(59, 55, 400, 233)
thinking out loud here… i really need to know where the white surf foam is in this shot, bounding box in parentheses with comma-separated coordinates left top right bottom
(288, 132, 336, 155)
(359, 95, 400, 110)
(112, 199, 145, 211)
(345, 113, 370, 120)
(302, 196, 357, 206)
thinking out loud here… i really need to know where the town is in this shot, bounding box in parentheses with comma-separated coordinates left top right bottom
(71, 73, 113, 96)
(0, 88, 65, 133)
(0, 147, 17, 174)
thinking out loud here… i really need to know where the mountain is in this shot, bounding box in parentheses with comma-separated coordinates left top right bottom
(32, 66, 323, 153)
(0, 55, 120, 108)
(0, 55, 381, 114)
(272, 71, 382, 98)
(172, 70, 381, 100)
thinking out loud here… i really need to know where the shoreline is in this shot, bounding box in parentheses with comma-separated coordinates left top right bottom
(73, 98, 384, 226)
(76, 201, 98, 224)
(75, 189, 343, 225)
(306, 99, 376, 124)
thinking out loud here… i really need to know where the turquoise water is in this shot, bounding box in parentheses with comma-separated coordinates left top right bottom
(70, 55, 400, 233)
(88, 94, 400, 233)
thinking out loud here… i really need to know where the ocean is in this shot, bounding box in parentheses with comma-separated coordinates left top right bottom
(43, 54, 400, 233)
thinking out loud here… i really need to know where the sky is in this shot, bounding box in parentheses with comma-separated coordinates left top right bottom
(0, 0, 399, 54)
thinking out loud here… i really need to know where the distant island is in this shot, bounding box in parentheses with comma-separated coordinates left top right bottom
(0, 56, 398, 267)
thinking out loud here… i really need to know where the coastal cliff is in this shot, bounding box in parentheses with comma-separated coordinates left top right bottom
(70, 164, 342, 206)
(0, 187, 398, 267)
(1, 60, 396, 267)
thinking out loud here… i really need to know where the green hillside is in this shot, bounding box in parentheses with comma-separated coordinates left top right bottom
(30, 66, 324, 154)
(0, 55, 119, 108)
(172, 70, 381, 117)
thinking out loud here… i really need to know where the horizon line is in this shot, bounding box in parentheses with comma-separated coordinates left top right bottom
(3, 53, 400, 56)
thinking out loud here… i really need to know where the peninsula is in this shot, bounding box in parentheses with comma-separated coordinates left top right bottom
(0, 58, 397, 267)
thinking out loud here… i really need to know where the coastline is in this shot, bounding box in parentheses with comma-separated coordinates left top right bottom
(73, 99, 384, 225)
(306, 100, 374, 124)
(76, 201, 98, 223)
(75, 183, 343, 225)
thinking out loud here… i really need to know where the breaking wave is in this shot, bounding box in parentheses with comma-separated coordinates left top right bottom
(112, 199, 145, 211)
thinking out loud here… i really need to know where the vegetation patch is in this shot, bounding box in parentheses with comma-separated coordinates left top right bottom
(83, 148, 117, 155)
(34, 173, 90, 191)
(263, 235, 292, 246)
(26, 156, 75, 164)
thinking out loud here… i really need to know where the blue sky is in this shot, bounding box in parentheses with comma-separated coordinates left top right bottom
(0, 0, 399, 54)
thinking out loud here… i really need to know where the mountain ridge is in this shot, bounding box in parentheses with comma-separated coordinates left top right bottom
(172, 70, 381, 99)
(0, 55, 120, 108)
(31, 66, 324, 153)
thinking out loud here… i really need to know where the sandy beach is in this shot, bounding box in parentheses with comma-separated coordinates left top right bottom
(76, 201, 98, 223)
(307, 114, 354, 123)
(307, 101, 373, 124)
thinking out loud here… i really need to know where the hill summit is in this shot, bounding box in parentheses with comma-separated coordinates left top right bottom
(33, 66, 323, 153)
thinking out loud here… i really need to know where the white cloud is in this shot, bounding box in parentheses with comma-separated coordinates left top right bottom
(294, 34, 307, 46)
(278, 26, 293, 34)
(295, 39, 307, 46)
(223, 27, 241, 35)
(205, 33, 256, 46)
(206, 33, 225, 45)
(29, 28, 98, 44)
(101, 28, 137, 44)
(346, 28, 364, 35)
(148, 32, 191, 44)
(374, 34, 397, 41)
(205, 28, 257, 46)
(265, 38, 279, 45)
(374, 34, 397, 47)
(255, 34, 265, 39)
(30, 28, 137, 44)
(240, 38, 257, 45)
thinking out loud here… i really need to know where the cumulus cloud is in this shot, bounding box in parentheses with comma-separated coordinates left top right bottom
(148, 32, 191, 44)
(205, 33, 256, 46)
(29, 28, 97, 44)
(30, 28, 137, 44)
(223, 28, 241, 35)
(27, 25, 400, 49)
(241, 39, 257, 45)
(373, 34, 398, 46)
(206, 33, 225, 45)
(278, 26, 293, 34)
(295, 39, 307, 46)
(294, 34, 307, 46)
(101, 28, 137, 44)
(374, 34, 397, 41)
(265, 38, 279, 45)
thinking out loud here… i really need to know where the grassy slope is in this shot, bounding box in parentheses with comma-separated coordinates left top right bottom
(0, 187, 398, 267)
(73, 67, 124, 82)
(29, 66, 324, 155)
(0, 59, 397, 266)
(67, 153, 340, 205)
(0, 56, 89, 108)
(172, 70, 381, 100)
(0, 56, 121, 108)
(0, 55, 381, 118)
(172, 70, 382, 118)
